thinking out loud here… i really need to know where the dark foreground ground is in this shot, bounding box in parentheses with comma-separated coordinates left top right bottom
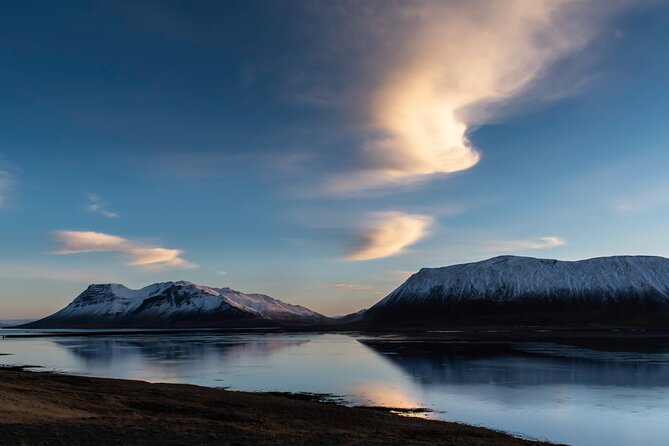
(0, 368, 558, 446)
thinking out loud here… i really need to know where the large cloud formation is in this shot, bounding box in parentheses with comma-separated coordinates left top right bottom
(52, 230, 197, 269)
(326, 0, 620, 193)
(345, 212, 433, 261)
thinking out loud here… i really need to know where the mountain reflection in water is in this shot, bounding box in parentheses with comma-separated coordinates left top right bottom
(360, 339, 669, 388)
(55, 335, 308, 365)
(4, 332, 669, 446)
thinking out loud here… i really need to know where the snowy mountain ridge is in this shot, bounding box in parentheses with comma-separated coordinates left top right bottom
(376, 255, 669, 305)
(364, 255, 669, 325)
(21, 281, 323, 328)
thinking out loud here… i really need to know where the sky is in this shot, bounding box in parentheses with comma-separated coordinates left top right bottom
(2, 0, 669, 319)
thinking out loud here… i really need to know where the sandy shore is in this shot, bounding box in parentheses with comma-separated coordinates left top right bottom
(0, 367, 559, 446)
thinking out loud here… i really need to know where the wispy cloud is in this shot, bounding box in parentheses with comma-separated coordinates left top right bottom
(562, 160, 669, 216)
(325, 0, 622, 194)
(344, 212, 433, 261)
(323, 282, 374, 292)
(86, 193, 119, 218)
(376, 270, 415, 283)
(0, 168, 14, 209)
(613, 182, 669, 213)
(52, 230, 198, 269)
(485, 236, 566, 253)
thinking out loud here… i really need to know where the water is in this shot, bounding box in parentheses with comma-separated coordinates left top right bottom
(2, 330, 669, 446)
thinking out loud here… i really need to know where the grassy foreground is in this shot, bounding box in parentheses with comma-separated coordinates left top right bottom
(0, 368, 559, 446)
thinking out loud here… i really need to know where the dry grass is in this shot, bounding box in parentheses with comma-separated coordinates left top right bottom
(0, 369, 560, 446)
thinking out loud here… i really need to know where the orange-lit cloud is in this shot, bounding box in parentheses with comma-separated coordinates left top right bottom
(52, 230, 197, 269)
(327, 0, 618, 193)
(344, 212, 432, 261)
(486, 236, 566, 252)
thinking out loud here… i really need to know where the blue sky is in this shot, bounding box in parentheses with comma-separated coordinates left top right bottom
(2, 0, 669, 319)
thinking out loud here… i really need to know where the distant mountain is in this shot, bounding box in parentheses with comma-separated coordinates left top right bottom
(362, 255, 669, 327)
(18, 256, 669, 330)
(0, 320, 34, 328)
(329, 309, 367, 324)
(19, 281, 324, 329)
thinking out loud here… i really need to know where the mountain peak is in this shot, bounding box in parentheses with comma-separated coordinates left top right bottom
(172, 280, 196, 286)
(364, 255, 669, 327)
(21, 281, 324, 329)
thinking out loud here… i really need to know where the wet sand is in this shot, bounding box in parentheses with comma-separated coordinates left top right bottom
(0, 367, 558, 446)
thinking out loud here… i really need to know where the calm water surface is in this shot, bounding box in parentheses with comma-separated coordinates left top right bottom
(2, 330, 669, 446)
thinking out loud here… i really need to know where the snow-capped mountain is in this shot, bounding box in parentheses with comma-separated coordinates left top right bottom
(20, 281, 324, 328)
(363, 255, 669, 326)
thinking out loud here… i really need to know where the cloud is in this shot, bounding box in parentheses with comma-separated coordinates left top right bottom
(0, 168, 13, 209)
(325, 0, 622, 194)
(323, 282, 374, 292)
(86, 193, 119, 218)
(344, 212, 433, 261)
(52, 230, 197, 269)
(613, 182, 669, 213)
(322, 282, 383, 296)
(486, 236, 566, 252)
(376, 270, 415, 283)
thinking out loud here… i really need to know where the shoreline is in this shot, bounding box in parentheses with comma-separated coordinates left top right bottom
(5, 325, 669, 347)
(0, 367, 558, 445)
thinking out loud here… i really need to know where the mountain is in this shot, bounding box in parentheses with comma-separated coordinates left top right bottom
(0, 319, 34, 328)
(19, 281, 324, 329)
(331, 309, 367, 324)
(362, 255, 669, 327)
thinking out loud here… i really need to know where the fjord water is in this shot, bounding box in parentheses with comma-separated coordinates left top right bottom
(2, 332, 669, 446)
